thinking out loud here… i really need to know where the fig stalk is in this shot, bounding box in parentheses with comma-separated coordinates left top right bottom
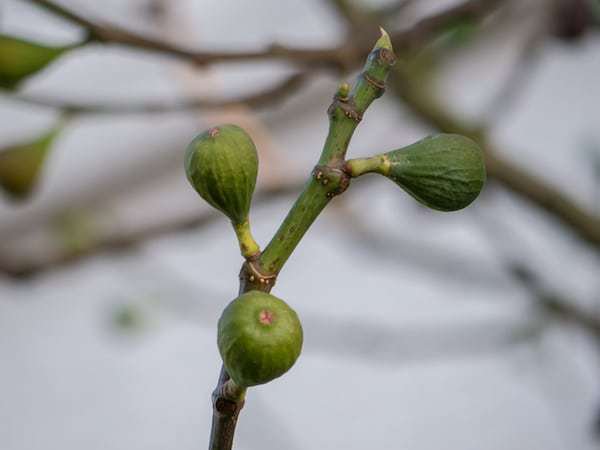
(232, 220, 260, 259)
(345, 154, 389, 177)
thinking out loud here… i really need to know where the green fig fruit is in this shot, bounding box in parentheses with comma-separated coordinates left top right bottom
(218, 290, 303, 387)
(185, 124, 258, 224)
(384, 134, 486, 211)
(0, 34, 72, 89)
(0, 126, 60, 200)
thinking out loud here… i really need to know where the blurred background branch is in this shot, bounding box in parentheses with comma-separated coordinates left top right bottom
(1, 0, 600, 447)
(23, 0, 506, 68)
(9, 72, 311, 115)
(329, 0, 600, 249)
(2, 0, 597, 266)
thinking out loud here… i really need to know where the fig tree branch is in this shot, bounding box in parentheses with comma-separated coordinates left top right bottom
(23, 0, 350, 69)
(509, 263, 600, 339)
(207, 32, 397, 450)
(337, 200, 600, 340)
(257, 33, 396, 275)
(10, 0, 503, 117)
(6, 0, 598, 268)
(8, 0, 598, 264)
(24, 0, 504, 69)
(8, 72, 310, 115)
(329, 0, 600, 250)
(473, 211, 600, 339)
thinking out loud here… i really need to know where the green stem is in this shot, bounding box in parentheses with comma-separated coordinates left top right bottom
(259, 179, 331, 274)
(258, 29, 396, 275)
(345, 154, 390, 177)
(207, 30, 397, 450)
(232, 219, 260, 259)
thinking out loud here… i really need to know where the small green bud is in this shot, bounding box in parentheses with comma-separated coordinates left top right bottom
(375, 27, 393, 52)
(384, 134, 486, 211)
(0, 34, 71, 89)
(0, 126, 60, 200)
(218, 291, 303, 387)
(337, 82, 350, 100)
(185, 124, 258, 224)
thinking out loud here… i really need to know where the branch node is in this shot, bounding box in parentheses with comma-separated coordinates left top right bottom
(328, 99, 363, 122)
(240, 257, 277, 289)
(312, 164, 351, 197)
(336, 82, 351, 101)
(362, 72, 386, 97)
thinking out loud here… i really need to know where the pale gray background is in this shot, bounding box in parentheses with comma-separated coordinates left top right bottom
(1, 1, 599, 449)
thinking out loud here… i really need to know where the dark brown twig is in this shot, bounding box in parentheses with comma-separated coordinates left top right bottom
(8, 0, 596, 269)
(24, 0, 504, 70)
(24, 0, 353, 69)
(9, 72, 310, 115)
(12, 0, 507, 118)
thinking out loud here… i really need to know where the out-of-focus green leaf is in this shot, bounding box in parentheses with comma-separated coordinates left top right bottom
(0, 34, 73, 89)
(402, 19, 479, 84)
(438, 20, 479, 48)
(0, 126, 61, 200)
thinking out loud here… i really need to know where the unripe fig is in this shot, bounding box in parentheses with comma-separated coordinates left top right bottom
(384, 134, 485, 211)
(218, 291, 303, 387)
(0, 34, 71, 89)
(185, 124, 258, 224)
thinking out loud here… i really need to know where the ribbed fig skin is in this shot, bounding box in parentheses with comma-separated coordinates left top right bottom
(185, 124, 258, 224)
(385, 134, 485, 211)
(218, 291, 303, 387)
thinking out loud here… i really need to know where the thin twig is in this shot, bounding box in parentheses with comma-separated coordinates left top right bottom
(24, 0, 505, 69)
(9, 0, 507, 117)
(0, 180, 303, 278)
(473, 210, 600, 339)
(338, 200, 600, 339)
(23, 0, 353, 69)
(7, 0, 597, 267)
(480, 20, 547, 128)
(484, 150, 600, 247)
(329, 0, 600, 250)
(386, 70, 600, 248)
(8, 72, 310, 115)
